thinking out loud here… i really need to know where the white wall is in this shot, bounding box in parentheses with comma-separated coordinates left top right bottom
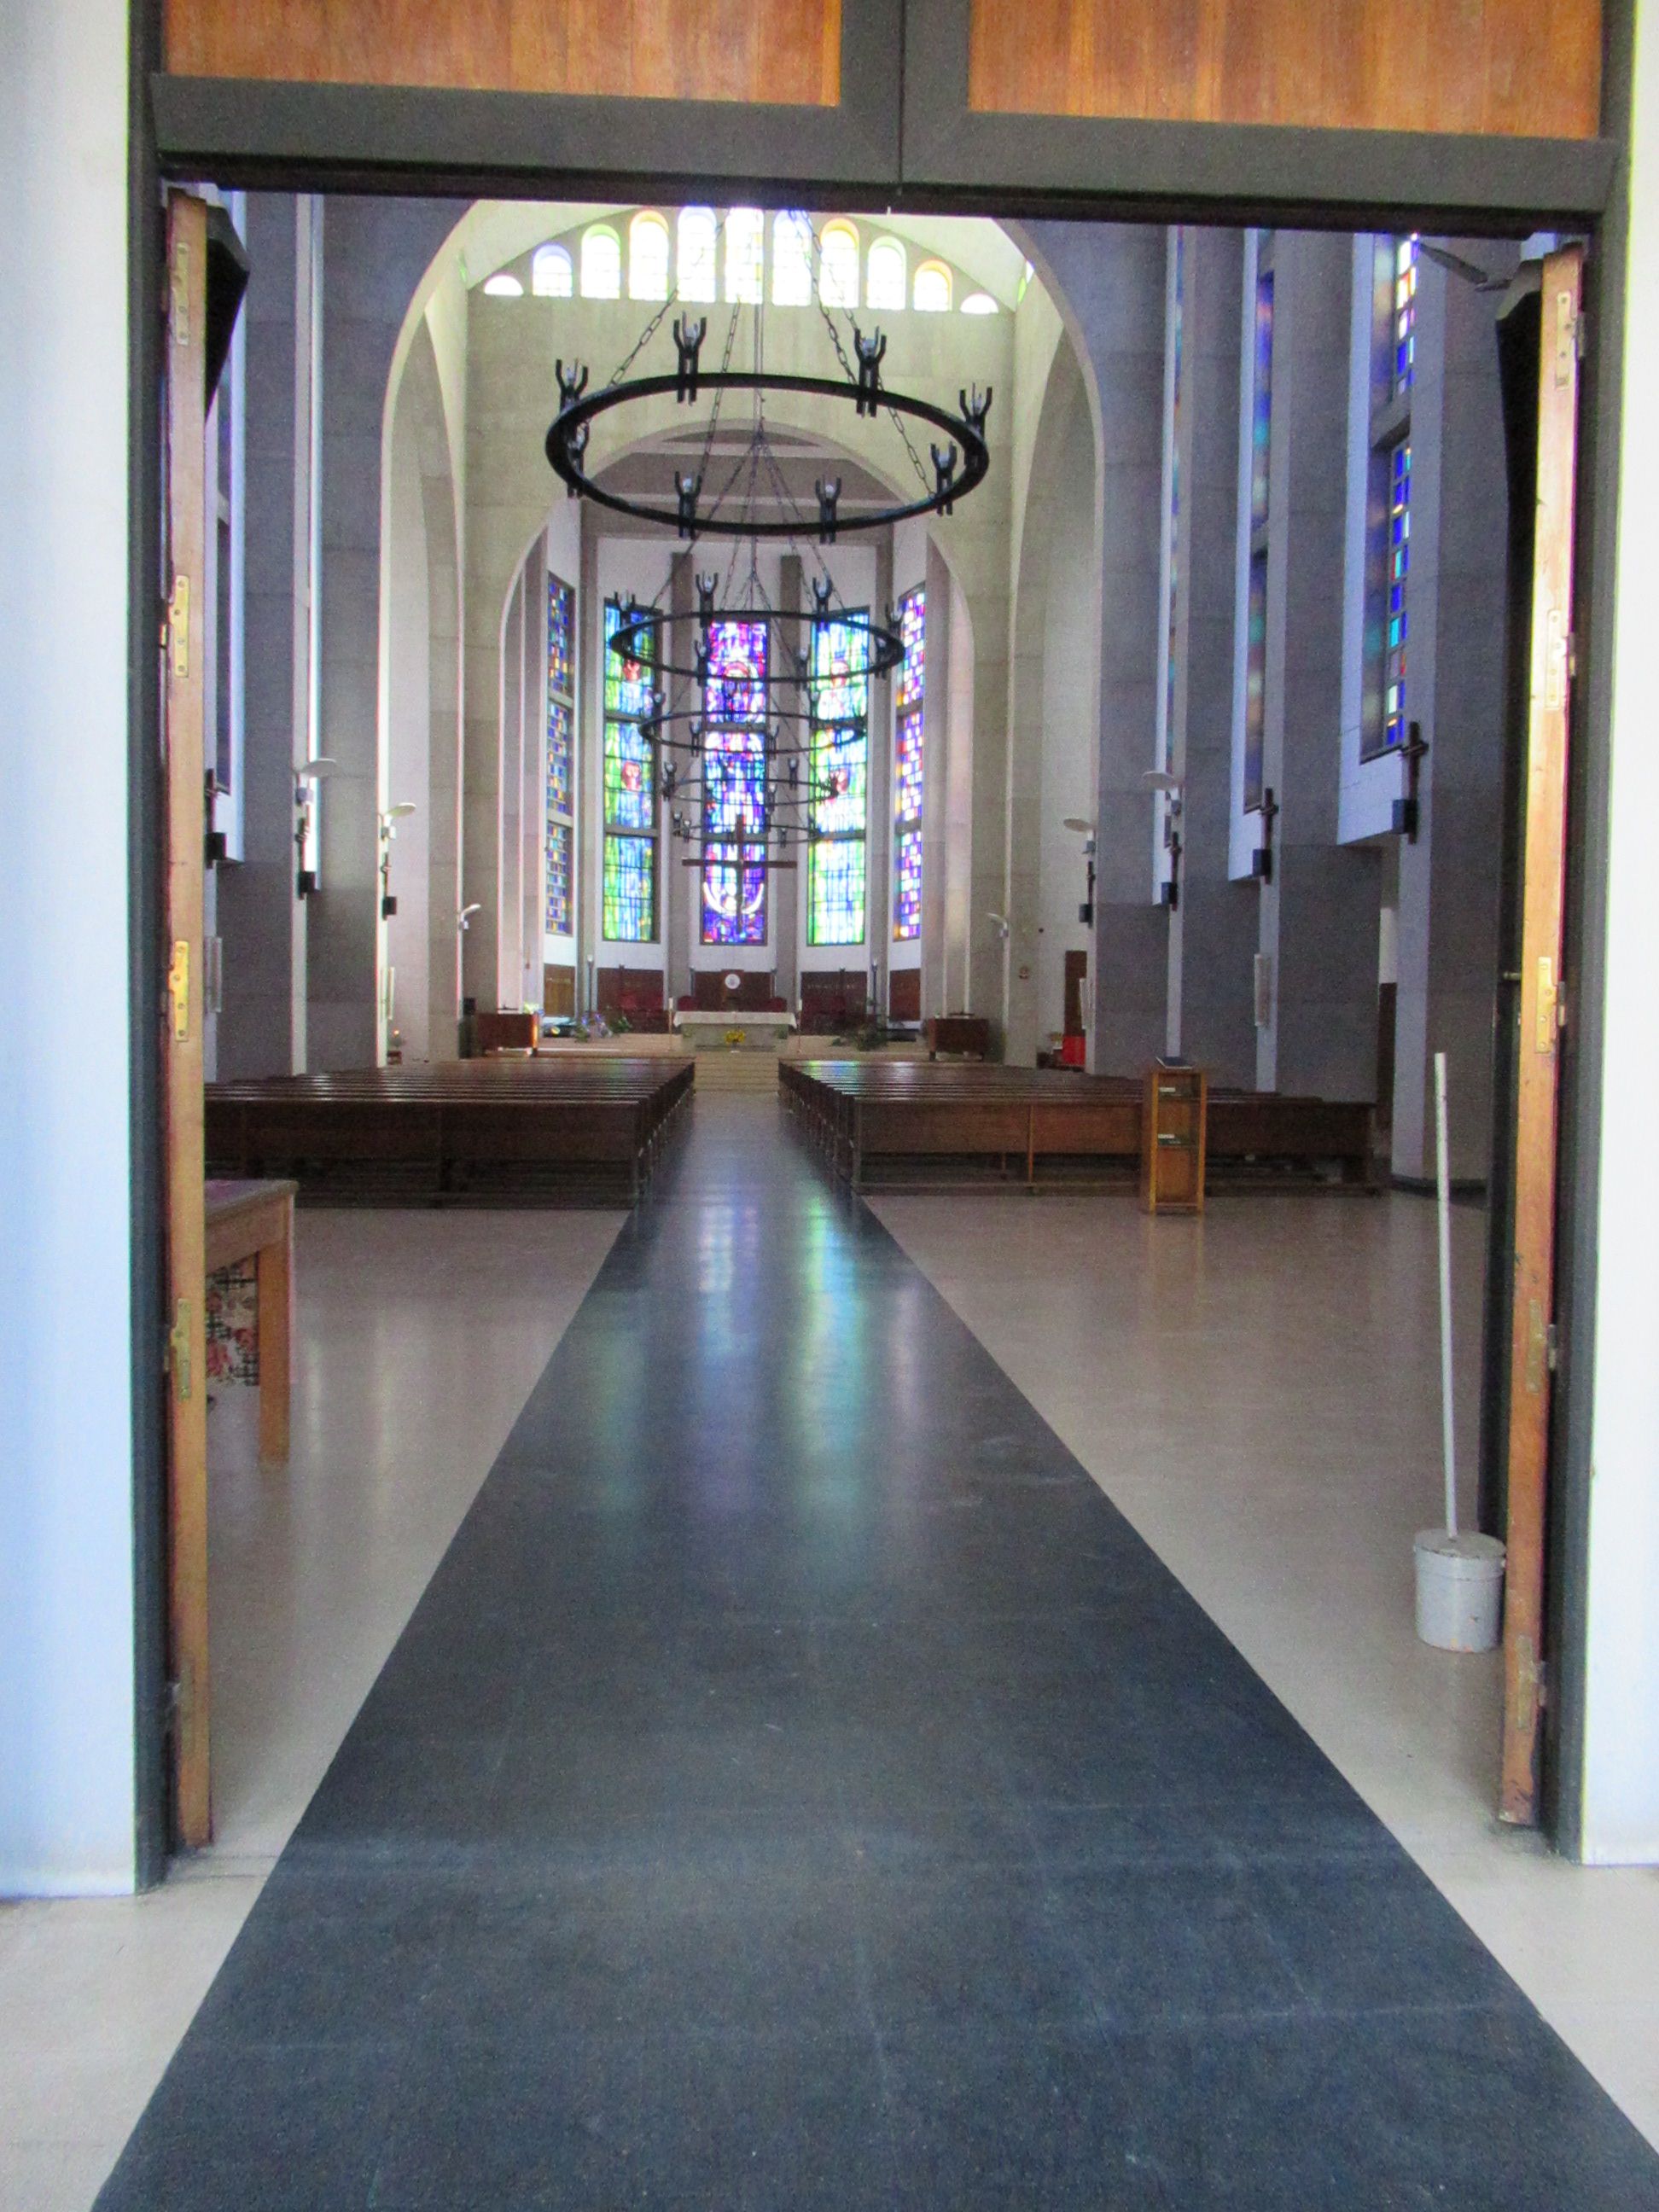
(0, 0, 137, 1892)
(1581, 0, 1659, 1864)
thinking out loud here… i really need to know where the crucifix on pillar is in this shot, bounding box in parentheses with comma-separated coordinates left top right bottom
(1392, 722, 1430, 843)
(1251, 786, 1279, 884)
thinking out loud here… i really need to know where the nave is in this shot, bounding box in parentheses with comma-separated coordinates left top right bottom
(91, 1097, 1659, 2210)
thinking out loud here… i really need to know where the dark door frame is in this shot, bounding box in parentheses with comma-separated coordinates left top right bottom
(127, 0, 1636, 1878)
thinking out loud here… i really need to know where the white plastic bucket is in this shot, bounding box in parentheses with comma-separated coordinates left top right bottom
(1414, 1529, 1506, 1652)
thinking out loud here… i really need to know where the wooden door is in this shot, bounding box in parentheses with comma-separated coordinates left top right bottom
(163, 192, 212, 1848)
(1063, 949, 1087, 1035)
(1499, 245, 1583, 1828)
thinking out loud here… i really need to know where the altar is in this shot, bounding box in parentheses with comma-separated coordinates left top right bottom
(674, 1009, 795, 1051)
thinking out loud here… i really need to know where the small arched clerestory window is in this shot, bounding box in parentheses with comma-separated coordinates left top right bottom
(579, 225, 622, 300)
(726, 208, 765, 304)
(678, 207, 718, 303)
(629, 211, 671, 302)
(532, 243, 573, 297)
(771, 211, 812, 306)
(819, 219, 860, 311)
(866, 236, 906, 312)
(913, 259, 952, 313)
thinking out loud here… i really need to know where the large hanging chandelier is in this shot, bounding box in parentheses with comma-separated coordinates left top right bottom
(543, 213, 994, 906)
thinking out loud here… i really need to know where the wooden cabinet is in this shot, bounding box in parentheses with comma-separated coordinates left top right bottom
(1141, 1062, 1207, 1215)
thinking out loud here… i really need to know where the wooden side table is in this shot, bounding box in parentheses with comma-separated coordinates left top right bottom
(1140, 1063, 1208, 1214)
(205, 1179, 296, 1463)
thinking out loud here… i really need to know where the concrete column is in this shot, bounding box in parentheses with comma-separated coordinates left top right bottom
(1257, 232, 1381, 1101)
(1390, 249, 1512, 1181)
(310, 197, 456, 1068)
(217, 193, 307, 1078)
(498, 569, 524, 1010)
(1171, 228, 1257, 1086)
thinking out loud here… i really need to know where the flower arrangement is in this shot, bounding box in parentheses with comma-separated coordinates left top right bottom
(724, 1027, 747, 1050)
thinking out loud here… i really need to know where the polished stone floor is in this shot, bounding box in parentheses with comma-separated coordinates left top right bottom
(79, 1097, 1659, 2209)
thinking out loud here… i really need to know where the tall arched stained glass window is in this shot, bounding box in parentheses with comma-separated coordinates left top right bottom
(1243, 243, 1274, 814)
(602, 598, 657, 940)
(806, 613, 870, 946)
(701, 620, 769, 945)
(866, 236, 906, 312)
(819, 219, 860, 311)
(726, 208, 765, 305)
(580, 225, 621, 300)
(532, 243, 573, 297)
(893, 587, 926, 941)
(629, 211, 671, 301)
(678, 207, 718, 303)
(545, 573, 576, 939)
(772, 211, 812, 306)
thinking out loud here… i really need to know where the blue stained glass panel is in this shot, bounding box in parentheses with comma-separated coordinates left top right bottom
(545, 817, 572, 936)
(808, 837, 865, 947)
(604, 599, 655, 721)
(701, 618, 768, 946)
(603, 834, 655, 942)
(547, 696, 572, 815)
(1250, 268, 1274, 532)
(704, 618, 768, 726)
(895, 589, 926, 711)
(548, 574, 575, 699)
(1393, 236, 1418, 396)
(1243, 550, 1267, 813)
(894, 827, 923, 942)
(1384, 440, 1412, 748)
(895, 706, 924, 824)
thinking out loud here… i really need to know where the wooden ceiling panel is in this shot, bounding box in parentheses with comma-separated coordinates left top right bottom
(967, 0, 1602, 139)
(163, 0, 843, 108)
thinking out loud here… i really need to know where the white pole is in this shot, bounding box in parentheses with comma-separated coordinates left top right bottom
(1434, 1051, 1458, 1536)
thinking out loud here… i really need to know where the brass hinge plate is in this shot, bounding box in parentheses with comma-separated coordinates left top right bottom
(167, 938, 191, 1042)
(167, 573, 189, 679)
(167, 1297, 193, 1400)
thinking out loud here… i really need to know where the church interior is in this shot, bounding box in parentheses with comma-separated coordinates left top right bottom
(10, 178, 1659, 2209)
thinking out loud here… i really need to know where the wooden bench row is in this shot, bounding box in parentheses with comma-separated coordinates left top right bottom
(206, 1058, 695, 1206)
(778, 1060, 1373, 1192)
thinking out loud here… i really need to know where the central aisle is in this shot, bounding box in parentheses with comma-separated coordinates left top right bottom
(100, 1096, 1659, 2209)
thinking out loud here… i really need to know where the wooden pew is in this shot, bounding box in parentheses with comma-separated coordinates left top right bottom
(779, 1061, 1372, 1192)
(207, 1057, 694, 1207)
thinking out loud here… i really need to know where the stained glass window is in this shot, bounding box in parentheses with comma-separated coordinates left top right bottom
(548, 575, 574, 699)
(1164, 227, 1185, 768)
(701, 618, 768, 946)
(896, 587, 926, 711)
(1250, 266, 1274, 533)
(547, 696, 573, 815)
(913, 261, 952, 312)
(1383, 440, 1412, 748)
(629, 211, 670, 301)
(1243, 550, 1268, 814)
(602, 597, 656, 941)
(532, 243, 573, 298)
(1393, 236, 1418, 397)
(806, 614, 869, 946)
(544, 573, 576, 940)
(894, 829, 923, 941)
(893, 586, 925, 942)
(580, 225, 621, 300)
(545, 818, 572, 936)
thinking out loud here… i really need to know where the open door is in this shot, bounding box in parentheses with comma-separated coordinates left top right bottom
(1499, 245, 1584, 1828)
(163, 192, 212, 1848)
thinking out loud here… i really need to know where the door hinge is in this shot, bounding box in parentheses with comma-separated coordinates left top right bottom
(1555, 290, 1578, 384)
(1525, 1297, 1549, 1395)
(167, 1298, 193, 1400)
(167, 573, 190, 679)
(1534, 957, 1558, 1054)
(167, 938, 191, 1041)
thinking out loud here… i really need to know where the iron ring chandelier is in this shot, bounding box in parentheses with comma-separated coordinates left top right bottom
(544, 318, 992, 542)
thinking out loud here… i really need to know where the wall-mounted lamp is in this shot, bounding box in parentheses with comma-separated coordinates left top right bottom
(1392, 724, 1429, 843)
(379, 801, 417, 918)
(294, 755, 339, 897)
(1250, 785, 1279, 885)
(986, 911, 1011, 943)
(1063, 817, 1097, 925)
(458, 902, 483, 934)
